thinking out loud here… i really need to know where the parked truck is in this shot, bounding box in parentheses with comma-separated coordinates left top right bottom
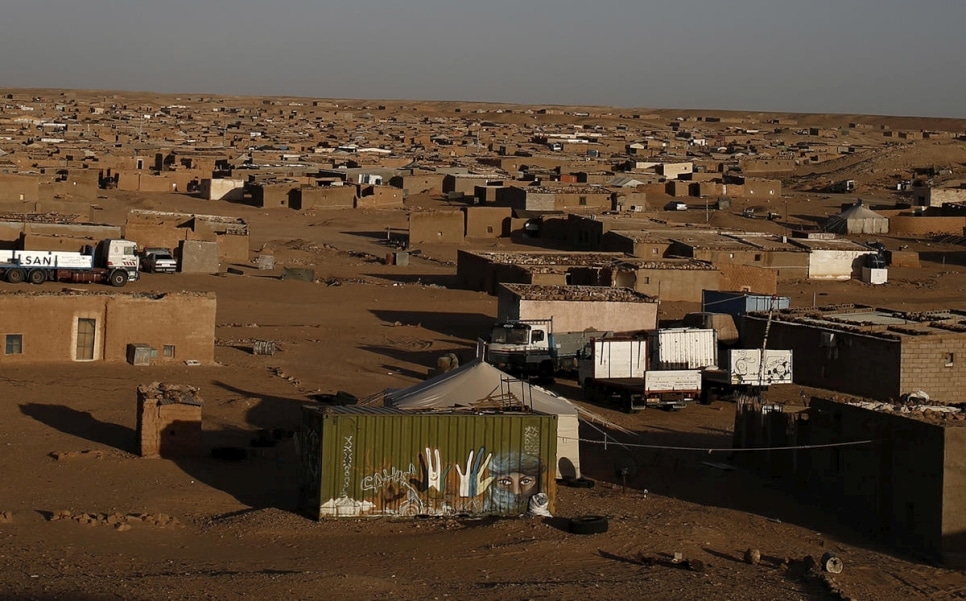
(700, 349, 793, 402)
(0, 239, 139, 286)
(485, 319, 608, 380)
(576, 337, 702, 413)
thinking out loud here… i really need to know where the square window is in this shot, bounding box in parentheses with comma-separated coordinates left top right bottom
(163, 345, 176, 358)
(5, 334, 23, 355)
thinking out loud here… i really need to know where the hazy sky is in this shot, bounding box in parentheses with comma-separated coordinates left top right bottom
(2, 1, 965, 118)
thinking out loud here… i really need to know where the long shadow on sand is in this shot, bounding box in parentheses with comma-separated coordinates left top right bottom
(370, 309, 494, 339)
(20, 392, 306, 512)
(19, 403, 136, 454)
(575, 419, 906, 561)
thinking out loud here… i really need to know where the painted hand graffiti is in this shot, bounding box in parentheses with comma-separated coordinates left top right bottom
(455, 447, 494, 498)
(422, 447, 451, 494)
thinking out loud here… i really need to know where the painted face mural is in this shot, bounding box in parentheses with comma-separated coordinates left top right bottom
(485, 452, 544, 514)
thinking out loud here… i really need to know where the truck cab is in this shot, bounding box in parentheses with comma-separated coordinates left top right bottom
(486, 321, 554, 375)
(96, 239, 140, 281)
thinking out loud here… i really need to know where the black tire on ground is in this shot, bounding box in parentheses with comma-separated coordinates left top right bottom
(568, 515, 609, 535)
(6, 268, 25, 284)
(108, 269, 128, 287)
(699, 387, 713, 405)
(27, 269, 46, 285)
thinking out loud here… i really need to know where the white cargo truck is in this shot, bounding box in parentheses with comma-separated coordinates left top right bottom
(577, 337, 702, 413)
(0, 239, 139, 287)
(486, 319, 608, 380)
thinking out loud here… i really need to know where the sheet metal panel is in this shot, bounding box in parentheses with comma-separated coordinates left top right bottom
(649, 328, 717, 369)
(298, 407, 557, 519)
(587, 339, 647, 380)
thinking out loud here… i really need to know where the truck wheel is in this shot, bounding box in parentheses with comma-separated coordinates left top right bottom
(108, 269, 128, 287)
(621, 392, 635, 414)
(27, 269, 45, 285)
(568, 515, 609, 535)
(538, 361, 555, 385)
(6, 268, 25, 284)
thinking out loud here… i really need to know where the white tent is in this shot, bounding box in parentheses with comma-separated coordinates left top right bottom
(385, 359, 582, 479)
(826, 202, 889, 235)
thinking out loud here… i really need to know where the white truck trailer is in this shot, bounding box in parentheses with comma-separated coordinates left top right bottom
(577, 337, 702, 413)
(700, 349, 793, 402)
(0, 239, 139, 286)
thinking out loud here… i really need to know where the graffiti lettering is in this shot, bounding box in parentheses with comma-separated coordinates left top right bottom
(361, 464, 417, 492)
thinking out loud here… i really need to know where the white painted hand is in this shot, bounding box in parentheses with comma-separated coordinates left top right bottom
(455, 447, 494, 497)
(425, 447, 442, 492)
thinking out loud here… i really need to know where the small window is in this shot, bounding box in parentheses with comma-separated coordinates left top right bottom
(486, 226, 493, 234)
(643, 277, 651, 285)
(579, 196, 587, 206)
(5, 334, 23, 355)
(163, 345, 176, 358)
(754, 254, 762, 262)
(136, 159, 143, 170)
(651, 248, 659, 255)
(530, 330, 545, 343)
(946, 353, 955, 367)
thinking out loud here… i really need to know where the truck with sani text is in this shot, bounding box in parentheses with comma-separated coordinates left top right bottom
(0, 239, 139, 287)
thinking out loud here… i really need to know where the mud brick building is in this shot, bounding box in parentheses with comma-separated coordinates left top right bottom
(0, 290, 216, 364)
(744, 306, 966, 402)
(136, 383, 203, 458)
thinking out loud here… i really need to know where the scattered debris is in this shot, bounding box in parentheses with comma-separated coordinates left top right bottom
(48, 510, 181, 529)
(49, 450, 106, 461)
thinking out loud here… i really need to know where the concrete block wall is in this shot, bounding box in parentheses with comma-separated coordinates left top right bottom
(901, 337, 966, 402)
(744, 318, 903, 400)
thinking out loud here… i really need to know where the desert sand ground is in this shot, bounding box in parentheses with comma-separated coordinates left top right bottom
(3, 180, 966, 600)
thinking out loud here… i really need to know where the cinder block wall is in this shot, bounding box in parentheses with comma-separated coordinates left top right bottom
(901, 337, 966, 402)
(744, 318, 902, 400)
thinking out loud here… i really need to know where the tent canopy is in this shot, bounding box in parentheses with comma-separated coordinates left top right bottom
(385, 358, 581, 479)
(826, 202, 889, 234)
(386, 358, 578, 416)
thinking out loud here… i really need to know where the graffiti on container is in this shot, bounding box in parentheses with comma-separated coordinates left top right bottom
(342, 446, 545, 516)
(455, 447, 494, 497)
(485, 451, 544, 514)
(362, 464, 418, 493)
(341, 435, 353, 499)
(523, 426, 540, 455)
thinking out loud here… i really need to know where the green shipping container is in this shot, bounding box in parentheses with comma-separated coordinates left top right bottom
(297, 406, 557, 519)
